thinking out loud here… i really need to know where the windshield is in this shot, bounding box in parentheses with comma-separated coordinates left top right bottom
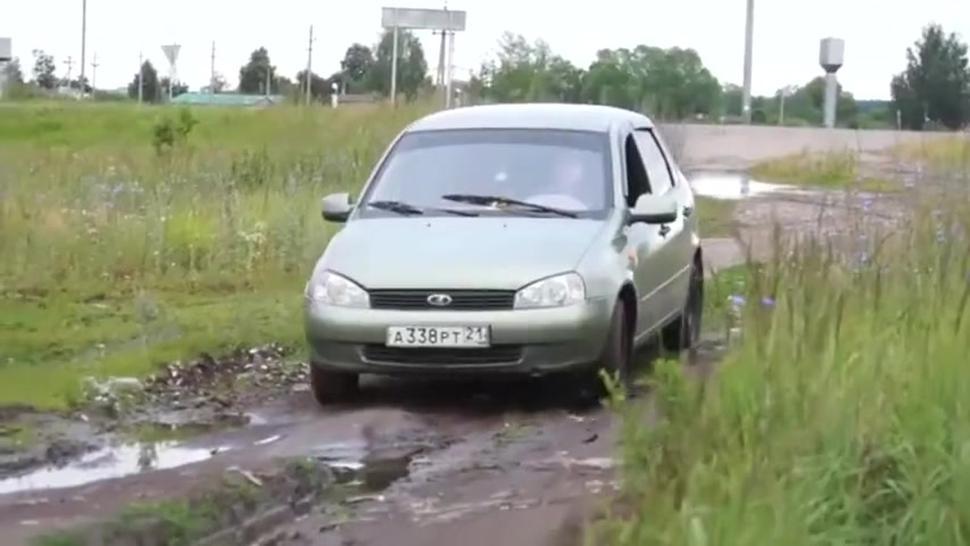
(358, 128, 613, 218)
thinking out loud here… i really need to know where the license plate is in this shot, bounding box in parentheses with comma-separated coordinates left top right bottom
(386, 326, 490, 348)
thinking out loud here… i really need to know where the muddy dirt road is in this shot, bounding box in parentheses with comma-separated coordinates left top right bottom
(0, 172, 912, 546)
(0, 343, 722, 546)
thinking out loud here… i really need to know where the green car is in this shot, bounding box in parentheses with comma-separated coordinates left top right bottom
(304, 103, 703, 405)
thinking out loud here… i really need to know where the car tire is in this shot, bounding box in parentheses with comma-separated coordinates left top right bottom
(595, 300, 632, 390)
(309, 365, 359, 406)
(662, 258, 703, 352)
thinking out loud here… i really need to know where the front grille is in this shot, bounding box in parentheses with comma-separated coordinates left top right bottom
(368, 290, 515, 311)
(362, 345, 523, 366)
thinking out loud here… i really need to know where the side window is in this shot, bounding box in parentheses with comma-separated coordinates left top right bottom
(623, 134, 650, 208)
(634, 129, 674, 195)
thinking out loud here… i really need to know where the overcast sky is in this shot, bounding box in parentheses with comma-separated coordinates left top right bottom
(3, 0, 969, 100)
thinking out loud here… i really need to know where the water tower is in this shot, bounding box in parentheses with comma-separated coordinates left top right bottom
(819, 37, 845, 128)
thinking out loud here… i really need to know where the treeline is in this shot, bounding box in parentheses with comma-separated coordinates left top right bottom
(3, 22, 968, 131)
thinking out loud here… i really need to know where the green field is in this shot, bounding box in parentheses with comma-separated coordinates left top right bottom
(0, 102, 431, 408)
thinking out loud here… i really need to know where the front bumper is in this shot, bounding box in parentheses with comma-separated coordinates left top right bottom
(304, 297, 614, 376)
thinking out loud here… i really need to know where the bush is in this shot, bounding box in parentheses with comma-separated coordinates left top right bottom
(152, 108, 198, 154)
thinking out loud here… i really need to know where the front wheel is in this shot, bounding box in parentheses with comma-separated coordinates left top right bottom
(593, 300, 633, 392)
(309, 365, 359, 406)
(662, 259, 703, 352)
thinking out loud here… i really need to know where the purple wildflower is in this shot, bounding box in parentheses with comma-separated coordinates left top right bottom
(761, 296, 776, 308)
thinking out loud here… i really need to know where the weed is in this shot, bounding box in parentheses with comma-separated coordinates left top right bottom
(590, 193, 970, 544)
(751, 149, 858, 187)
(0, 102, 429, 408)
(695, 196, 738, 238)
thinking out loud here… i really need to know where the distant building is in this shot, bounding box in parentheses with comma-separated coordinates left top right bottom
(170, 92, 286, 107)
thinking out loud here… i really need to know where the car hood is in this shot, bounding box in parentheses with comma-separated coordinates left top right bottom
(316, 216, 607, 290)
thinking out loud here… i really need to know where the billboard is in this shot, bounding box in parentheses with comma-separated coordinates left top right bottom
(0, 38, 11, 62)
(381, 7, 466, 31)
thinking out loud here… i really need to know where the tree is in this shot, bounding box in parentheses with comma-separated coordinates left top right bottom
(31, 49, 57, 90)
(238, 47, 279, 94)
(368, 29, 428, 100)
(207, 73, 227, 93)
(582, 50, 637, 108)
(3, 58, 23, 86)
(769, 77, 857, 126)
(340, 43, 375, 93)
(127, 60, 160, 102)
(891, 23, 970, 130)
(578, 45, 721, 119)
(296, 70, 330, 101)
(160, 78, 188, 99)
(479, 33, 584, 103)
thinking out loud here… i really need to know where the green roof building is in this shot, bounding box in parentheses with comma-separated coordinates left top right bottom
(170, 92, 287, 107)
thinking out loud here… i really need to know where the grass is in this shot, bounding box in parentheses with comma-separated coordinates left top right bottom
(695, 197, 738, 238)
(893, 136, 970, 170)
(0, 101, 432, 409)
(751, 149, 904, 192)
(591, 173, 970, 544)
(750, 149, 859, 187)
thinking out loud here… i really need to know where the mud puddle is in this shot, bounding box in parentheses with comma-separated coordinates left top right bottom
(687, 170, 812, 200)
(0, 440, 222, 495)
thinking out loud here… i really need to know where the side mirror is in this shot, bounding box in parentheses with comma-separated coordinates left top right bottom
(321, 192, 354, 222)
(628, 193, 678, 225)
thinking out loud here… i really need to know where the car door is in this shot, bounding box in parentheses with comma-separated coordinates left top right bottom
(633, 127, 693, 326)
(618, 128, 666, 340)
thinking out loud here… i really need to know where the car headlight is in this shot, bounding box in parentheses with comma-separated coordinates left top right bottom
(305, 271, 370, 308)
(514, 272, 586, 309)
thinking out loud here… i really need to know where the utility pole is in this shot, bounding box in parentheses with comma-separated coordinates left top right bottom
(90, 53, 99, 92)
(63, 56, 74, 86)
(137, 52, 143, 104)
(435, 30, 446, 87)
(265, 66, 271, 97)
(210, 41, 216, 93)
(305, 25, 314, 105)
(742, 0, 754, 124)
(80, 0, 87, 91)
(445, 31, 455, 108)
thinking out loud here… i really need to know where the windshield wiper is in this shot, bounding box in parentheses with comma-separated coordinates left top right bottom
(368, 200, 479, 217)
(368, 200, 425, 216)
(440, 194, 578, 218)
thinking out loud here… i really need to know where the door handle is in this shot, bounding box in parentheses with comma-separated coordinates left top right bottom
(659, 224, 671, 238)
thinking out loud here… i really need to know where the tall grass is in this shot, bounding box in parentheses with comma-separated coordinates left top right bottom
(0, 102, 431, 408)
(750, 149, 858, 187)
(593, 180, 970, 543)
(0, 102, 430, 293)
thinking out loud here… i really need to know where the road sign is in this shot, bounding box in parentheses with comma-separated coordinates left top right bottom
(381, 7, 466, 31)
(161, 44, 181, 66)
(0, 38, 11, 62)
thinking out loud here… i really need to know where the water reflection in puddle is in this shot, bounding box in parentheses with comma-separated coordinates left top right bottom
(315, 441, 418, 492)
(688, 171, 807, 200)
(0, 442, 222, 495)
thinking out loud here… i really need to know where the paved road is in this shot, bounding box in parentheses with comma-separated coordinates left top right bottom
(658, 123, 956, 171)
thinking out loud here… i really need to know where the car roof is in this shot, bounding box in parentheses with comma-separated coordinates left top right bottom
(405, 103, 654, 133)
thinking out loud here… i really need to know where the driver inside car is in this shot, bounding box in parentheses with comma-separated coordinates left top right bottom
(525, 154, 593, 211)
